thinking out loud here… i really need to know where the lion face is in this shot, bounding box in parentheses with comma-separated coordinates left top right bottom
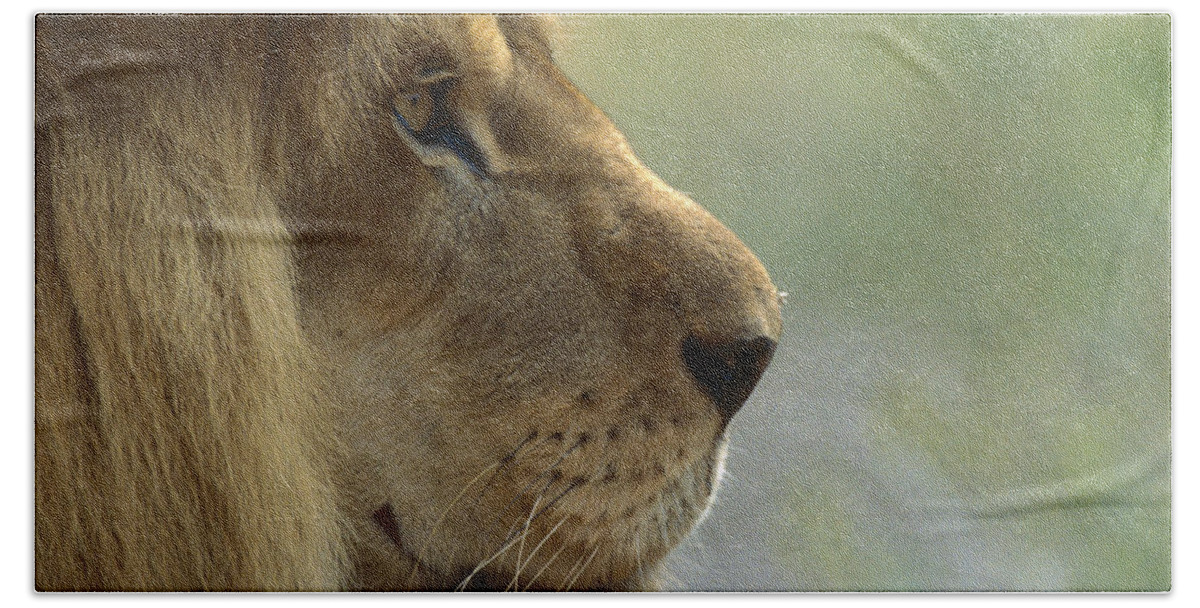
(35, 14, 779, 592)
(282, 16, 780, 590)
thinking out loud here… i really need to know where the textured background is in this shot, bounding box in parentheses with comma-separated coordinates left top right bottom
(555, 14, 1171, 592)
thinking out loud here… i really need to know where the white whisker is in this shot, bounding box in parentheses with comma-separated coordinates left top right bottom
(405, 458, 503, 586)
(509, 495, 543, 590)
(522, 534, 571, 591)
(410, 432, 540, 586)
(507, 514, 569, 591)
(456, 493, 543, 591)
(563, 543, 602, 592)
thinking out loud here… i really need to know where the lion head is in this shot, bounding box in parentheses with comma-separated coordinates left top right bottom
(35, 14, 781, 591)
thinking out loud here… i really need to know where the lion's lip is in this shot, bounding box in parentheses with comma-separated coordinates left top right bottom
(371, 503, 405, 550)
(370, 502, 451, 589)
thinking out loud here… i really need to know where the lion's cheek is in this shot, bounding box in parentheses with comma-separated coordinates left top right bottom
(342, 374, 726, 590)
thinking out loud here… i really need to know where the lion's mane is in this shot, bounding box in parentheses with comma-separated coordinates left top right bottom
(36, 16, 346, 590)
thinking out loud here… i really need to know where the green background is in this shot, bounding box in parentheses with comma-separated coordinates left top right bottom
(556, 14, 1170, 591)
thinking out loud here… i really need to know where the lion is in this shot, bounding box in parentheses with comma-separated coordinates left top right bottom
(35, 14, 782, 591)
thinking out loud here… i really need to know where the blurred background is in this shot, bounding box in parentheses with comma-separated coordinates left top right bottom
(555, 14, 1170, 592)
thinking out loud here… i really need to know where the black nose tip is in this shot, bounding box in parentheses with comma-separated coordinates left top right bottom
(681, 333, 777, 426)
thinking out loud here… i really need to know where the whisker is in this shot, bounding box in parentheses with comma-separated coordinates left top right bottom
(562, 543, 602, 592)
(468, 431, 545, 508)
(407, 431, 540, 586)
(557, 549, 590, 592)
(487, 435, 585, 542)
(497, 469, 587, 560)
(525, 476, 583, 526)
(404, 460, 501, 585)
(456, 493, 544, 591)
(633, 523, 645, 587)
(510, 449, 612, 590)
(510, 494, 543, 590)
(507, 514, 569, 591)
(455, 432, 593, 591)
(495, 472, 557, 548)
(522, 536, 570, 592)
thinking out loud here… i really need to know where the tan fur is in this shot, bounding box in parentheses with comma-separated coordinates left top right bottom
(35, 15, 781, 591)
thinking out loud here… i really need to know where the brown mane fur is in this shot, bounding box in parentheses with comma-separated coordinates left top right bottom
(36, 15, 347, 590)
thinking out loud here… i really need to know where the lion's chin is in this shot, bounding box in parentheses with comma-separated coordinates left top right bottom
(696, 434, 730, 525)
(439, 439, 727, 592)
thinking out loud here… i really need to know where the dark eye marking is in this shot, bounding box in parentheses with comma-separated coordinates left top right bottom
(392, 76, 490, 177)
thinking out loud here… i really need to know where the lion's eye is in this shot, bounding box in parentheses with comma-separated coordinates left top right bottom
(394, 90, 435, 133)
(392, 72, 489, 177)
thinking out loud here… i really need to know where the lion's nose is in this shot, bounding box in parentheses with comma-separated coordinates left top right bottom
(680, 333, 777, 426)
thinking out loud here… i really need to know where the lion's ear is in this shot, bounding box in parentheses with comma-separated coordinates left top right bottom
(391, 69, 491, 178)
(496, 15, 559, 59)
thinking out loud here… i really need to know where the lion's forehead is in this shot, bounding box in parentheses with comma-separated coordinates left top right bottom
(358, 16, 541, 84)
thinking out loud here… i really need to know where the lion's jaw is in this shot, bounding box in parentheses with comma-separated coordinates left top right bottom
(282, 15, 782, 591)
